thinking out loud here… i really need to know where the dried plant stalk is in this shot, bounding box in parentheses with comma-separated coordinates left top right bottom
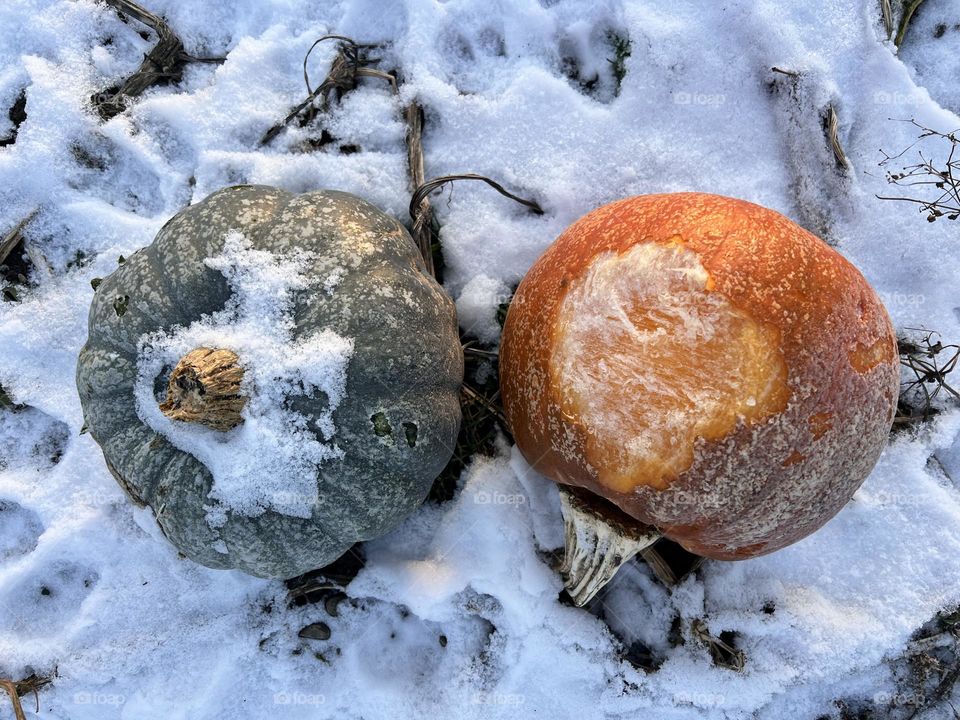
(0, 680, 25, 720)
(0, 210, 38, 267)
(405, 102, 435, 276)
(691, 619, 746, 672)
(896, 0, 926, 47)
(260, 36, 394, 145)
(826, 105, 849, 169)
(94, 0, 224, 120)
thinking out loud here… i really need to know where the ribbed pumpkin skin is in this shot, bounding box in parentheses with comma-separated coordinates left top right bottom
(77, 185, 462, 578)
(500, 193, 899, 560)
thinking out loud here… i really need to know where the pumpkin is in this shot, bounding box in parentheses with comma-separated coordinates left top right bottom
(500, 193, 899, 601)
(76, 185, 463, 578)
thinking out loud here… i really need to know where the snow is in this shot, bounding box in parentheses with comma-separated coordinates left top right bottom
(455, 274, 511, 344)
(0, 0, 959, 718)
(135, 231, 354, 524)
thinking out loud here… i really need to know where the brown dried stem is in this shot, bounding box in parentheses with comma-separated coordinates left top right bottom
(462, 344, 499, 361)
(770, 66, 799, 78)
(406, 173, 543, 276)
(826, 105, 849, 169)
(896, 0, 926, 47)
(260, 36, 394, 145)
(0, 680, 25, 720)
(0, 674, 49, 720)
(160, 347, 246, 430)
(896, 330, 960, 425)
(691, 619, 746, 672)
(0, 210, 37, 267)
(94, 0, 225, 120)
(405, 102, 434, 276)
(409, 174, 544, 221)
(461, 382, 508, 429)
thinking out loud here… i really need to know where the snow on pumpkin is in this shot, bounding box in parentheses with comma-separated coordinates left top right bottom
(134, 231, 354, 526)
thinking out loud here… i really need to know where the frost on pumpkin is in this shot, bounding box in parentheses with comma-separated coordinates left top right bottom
(134, 231, 354, 527)
(549, 240, 791, 493)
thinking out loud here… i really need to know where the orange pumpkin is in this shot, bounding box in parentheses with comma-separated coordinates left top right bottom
(500, 193, 899, 561)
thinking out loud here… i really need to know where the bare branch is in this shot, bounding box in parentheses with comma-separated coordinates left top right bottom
(878, 121, 960, 221)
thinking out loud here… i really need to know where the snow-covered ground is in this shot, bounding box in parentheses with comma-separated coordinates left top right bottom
(2, 0, 960, 718)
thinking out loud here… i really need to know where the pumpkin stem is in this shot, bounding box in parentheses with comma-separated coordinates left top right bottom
(159, 347, 246, 431)
(558, 485, 661, 606)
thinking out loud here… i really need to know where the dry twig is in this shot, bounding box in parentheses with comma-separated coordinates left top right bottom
(826, 105, 849, 169)
(0, 680, 25, 720)
(878, 120, 960, 222)
(1, 674, 52, 720)
(0, 210, 37, 268)
(94, 0, 225, 120)
(896, 330, 960, 425)
(881, 0, 894, 39)
(896, 0, 926, 47)
(691, 619, 746, 672)
(405, 103, 434, 276)
(260, 36, 394, 145)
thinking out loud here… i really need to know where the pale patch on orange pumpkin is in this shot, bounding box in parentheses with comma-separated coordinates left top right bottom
(549, 241, 790, 493)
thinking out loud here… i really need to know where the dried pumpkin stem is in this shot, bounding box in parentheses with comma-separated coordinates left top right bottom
(159, 347, 246, 431)
(558, 485, 661, 606)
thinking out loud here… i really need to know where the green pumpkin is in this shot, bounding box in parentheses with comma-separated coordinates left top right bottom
(76, 185, 463, 578)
